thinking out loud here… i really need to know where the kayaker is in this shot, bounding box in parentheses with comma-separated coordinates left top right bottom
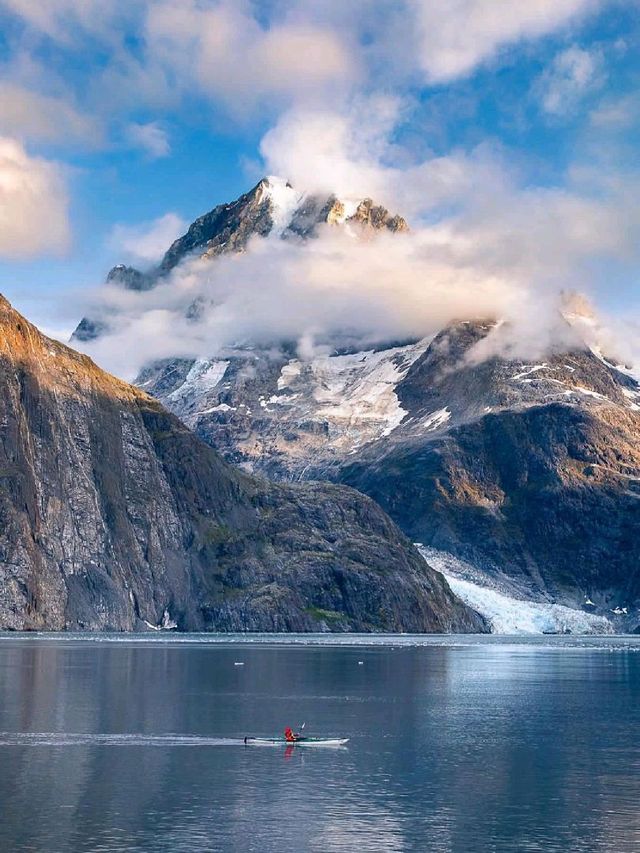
(284, 727, 299, 742)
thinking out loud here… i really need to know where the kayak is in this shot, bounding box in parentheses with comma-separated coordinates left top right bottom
(244, 736, 349, 747)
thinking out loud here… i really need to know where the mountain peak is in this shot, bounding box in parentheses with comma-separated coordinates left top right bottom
(71, 178, 409, 342)
(159, 178, 408, 272)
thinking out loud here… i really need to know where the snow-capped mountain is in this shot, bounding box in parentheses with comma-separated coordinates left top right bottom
(72, 176, 407, 342)
(73, 178, 640, 633)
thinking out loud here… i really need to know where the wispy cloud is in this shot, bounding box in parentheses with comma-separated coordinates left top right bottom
(109, 212, 187, 266)
(126, 121, 171, 158)
(409, 0, 604, 83)
(536, 45, 604, 115)
(0, 82, 101, 146)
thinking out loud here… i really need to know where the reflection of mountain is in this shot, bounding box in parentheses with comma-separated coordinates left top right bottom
(73, 178, 640, 631)
(0, 295, 484, 632)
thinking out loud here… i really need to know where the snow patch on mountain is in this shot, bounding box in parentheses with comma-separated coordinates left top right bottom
(261, 177, 304, 235)
(279, 341, 428, 440)
(418, 546, 613, 635)
(512, 363, 548, 381)
(167, 358, 229, 405)
(421, 407, 451, 432)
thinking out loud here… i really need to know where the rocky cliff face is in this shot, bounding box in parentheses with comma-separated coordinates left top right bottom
(136, 338, 428, 479)
(0, 295, 484, 633)
(337, 323, 640, 625)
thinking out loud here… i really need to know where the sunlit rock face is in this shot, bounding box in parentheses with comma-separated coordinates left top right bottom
(0, 295, 485, 634)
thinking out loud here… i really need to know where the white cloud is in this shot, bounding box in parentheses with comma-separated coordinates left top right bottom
(409, 0, 602, 83)
(126, 121, 171, 158)
(0, 0, 138, 43)
(537, 45, 603, 115)
(0, 0, 608, 137)
(589, 92, 639, 128)
(259, 98, 403, 201)
(260, 99, 511, 218)
(143, 1, 357, 114)
(78, 149, 640, 380)
(109, 212, 187, 265)
(0, 136, 70, 258)
(1, 0, 635, 374)
(0, 82, 99, 145)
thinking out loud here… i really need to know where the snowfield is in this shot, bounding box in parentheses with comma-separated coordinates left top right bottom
(276, 340, 429, 442)
(418, 546, 613, 635)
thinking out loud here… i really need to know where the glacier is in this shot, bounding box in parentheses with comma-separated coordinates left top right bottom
(418, 546, 613, 635)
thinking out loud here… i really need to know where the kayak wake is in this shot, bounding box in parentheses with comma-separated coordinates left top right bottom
(0, 732, 244, 747)
(0, 732, 349, 748)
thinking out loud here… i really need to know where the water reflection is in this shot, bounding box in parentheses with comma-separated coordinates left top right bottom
(0, 639, 639, 851)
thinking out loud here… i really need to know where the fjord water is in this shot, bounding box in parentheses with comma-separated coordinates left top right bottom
(1, 636, 639, 853)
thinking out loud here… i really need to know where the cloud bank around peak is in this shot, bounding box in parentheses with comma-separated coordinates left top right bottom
(78, 141, 640, 381)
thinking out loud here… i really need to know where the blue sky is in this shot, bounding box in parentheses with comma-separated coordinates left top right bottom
(0, 0, 638, 344)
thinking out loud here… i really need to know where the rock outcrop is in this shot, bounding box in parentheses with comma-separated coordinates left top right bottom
(0, 295, 485, 633)
(337, 323, 640, 624)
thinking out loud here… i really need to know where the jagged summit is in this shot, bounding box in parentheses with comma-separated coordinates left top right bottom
(71, 177, 407, 342)
(153, 175, 407, 273)
(106, 264, 153, 291)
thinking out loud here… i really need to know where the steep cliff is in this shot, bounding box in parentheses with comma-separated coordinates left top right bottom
(0, 296, 484, 633)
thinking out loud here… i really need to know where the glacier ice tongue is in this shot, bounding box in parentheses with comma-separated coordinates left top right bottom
(418, 546, 613, 635)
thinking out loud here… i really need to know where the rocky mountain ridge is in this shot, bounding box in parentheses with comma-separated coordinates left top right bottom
(0, 294, 485, 632)
(141, 319, 640, 628)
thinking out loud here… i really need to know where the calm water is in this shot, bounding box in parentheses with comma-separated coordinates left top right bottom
(1, 635, 640, 853)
